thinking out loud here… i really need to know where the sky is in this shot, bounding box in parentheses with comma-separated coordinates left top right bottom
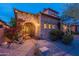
(0, 3, 70, 24)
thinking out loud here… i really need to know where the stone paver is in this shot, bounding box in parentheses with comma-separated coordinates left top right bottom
(0, 39, 71, 56)
(0, 38, 78, 56)
(37, 40, 71, 56)
(0, 39, 36, 56)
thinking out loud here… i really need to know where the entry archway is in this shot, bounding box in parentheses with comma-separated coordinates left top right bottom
(22, 23, 35, 37)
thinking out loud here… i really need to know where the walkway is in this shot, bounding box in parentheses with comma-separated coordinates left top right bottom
(0, 39, 37, 56)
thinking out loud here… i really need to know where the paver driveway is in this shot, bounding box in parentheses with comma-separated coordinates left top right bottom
(0, 35, 79, 56)
(0, 39, 36, 56)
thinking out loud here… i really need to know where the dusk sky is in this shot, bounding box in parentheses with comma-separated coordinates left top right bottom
(0, 3, 69, 24)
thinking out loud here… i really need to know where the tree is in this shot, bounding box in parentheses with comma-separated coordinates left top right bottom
(5, 18, 18, 41)
(61, 4, 79, 34)
(9, 18, 16, 27)
(62, 4, 79, 20)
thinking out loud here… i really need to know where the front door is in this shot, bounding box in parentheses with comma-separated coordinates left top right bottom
(22, 23, 35, 38)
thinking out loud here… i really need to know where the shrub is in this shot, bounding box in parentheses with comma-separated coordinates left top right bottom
(62, 34, 73, 44)
(49, 30, 64, 41)
(71, 31, 79, 35)
(4, 27, 18, 42)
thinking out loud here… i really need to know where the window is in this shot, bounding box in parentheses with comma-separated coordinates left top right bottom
(44, 23, 55, 29)
(48, 24, 52, 29)
(52, 25, 55, 29)
(44, 24, 47, 29)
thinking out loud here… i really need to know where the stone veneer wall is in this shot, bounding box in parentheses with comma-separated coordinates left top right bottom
(15, 10, 40, 40)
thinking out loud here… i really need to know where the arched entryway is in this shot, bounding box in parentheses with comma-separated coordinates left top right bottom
(22, 23, 35, 37)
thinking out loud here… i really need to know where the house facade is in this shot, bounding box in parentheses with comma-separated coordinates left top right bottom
(14, 8, 60, 40)
(62, 17, 79, 33)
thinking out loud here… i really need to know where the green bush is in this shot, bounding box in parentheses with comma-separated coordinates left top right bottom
(62, 34, 73, 44)
(49, 30, 64, 41)
(4, 28, 18, 42)
(71, 31, 79, 35)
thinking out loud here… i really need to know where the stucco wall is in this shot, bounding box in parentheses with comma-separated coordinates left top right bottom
(39, 14, 59, 39)
(14, 9, 60, 40)
(43, 9, 57, 16)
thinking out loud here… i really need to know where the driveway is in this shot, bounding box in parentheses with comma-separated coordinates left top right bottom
(37, 40, 71, 56)
(53, 35, 79, 56)
(36, 35, 79, 56)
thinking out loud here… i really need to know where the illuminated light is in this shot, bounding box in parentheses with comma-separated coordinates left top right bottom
(37, 23, 40, 26)
(23, 13, 26, 15)
(48, 24, 52, 29)
(3, 42, 8, 45)
(52, 25, 55, 29)
(44, 24, 47, 29)
(63, 25, 68, 32)
(63, 25, 67, 30)
(26, 27, 28, 32)
(15, 10, 18, 12)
